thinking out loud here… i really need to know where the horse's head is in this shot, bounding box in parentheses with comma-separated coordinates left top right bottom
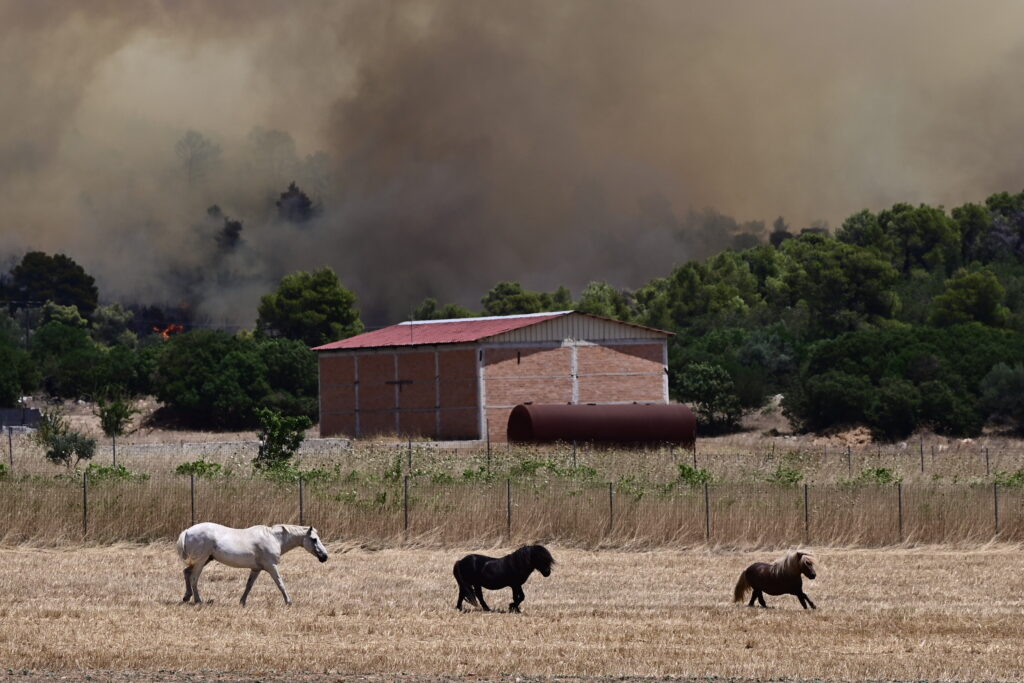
(302, 526, 329, 563)
(530, 545, 555, 577)
(798, 552, 816, 580)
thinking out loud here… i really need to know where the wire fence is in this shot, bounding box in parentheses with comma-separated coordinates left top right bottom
(4, 472, 1024, 548)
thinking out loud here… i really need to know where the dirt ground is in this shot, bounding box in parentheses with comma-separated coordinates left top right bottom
(2, 545, 1024, 682)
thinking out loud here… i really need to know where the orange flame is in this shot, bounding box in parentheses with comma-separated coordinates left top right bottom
(152, 323, 185, 340)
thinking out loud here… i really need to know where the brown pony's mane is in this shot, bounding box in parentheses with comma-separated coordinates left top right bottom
(773, 550, 815, 578)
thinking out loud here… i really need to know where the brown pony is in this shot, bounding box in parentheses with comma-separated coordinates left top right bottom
(733, 550, 817, 609)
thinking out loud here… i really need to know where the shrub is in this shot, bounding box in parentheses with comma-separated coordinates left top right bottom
(84, 463, 149, 482)
(175, 459, 231, 479)
(253, 407, 312, 471)
(866, 378, 921, 442)
(767, 466, 804, 487)
(855, 467, 902, 486)
(676, 463, 713, 487)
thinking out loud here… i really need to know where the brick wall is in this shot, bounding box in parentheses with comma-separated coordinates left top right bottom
(318, 347, 480, 439)
(480, 341, 666, 443)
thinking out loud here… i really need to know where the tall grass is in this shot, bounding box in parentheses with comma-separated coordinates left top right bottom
(3, 430, 1024, 547)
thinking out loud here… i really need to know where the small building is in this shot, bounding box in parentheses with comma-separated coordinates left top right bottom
(312, 311, 672, 442)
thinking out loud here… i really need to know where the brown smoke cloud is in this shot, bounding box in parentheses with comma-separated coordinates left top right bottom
(2, 0, 1023, 326)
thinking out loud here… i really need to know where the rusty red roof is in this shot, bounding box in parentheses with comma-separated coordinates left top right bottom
(312, 311, 569, 350)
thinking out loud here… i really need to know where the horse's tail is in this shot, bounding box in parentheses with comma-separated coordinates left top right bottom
(733, 571, 751, 603)
(453, 561, 478, 607)
(176, 529, 192, 565)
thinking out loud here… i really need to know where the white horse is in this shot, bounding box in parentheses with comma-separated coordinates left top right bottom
(176, 522, 328, 606)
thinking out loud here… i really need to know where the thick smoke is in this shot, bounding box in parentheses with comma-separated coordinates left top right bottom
(2, 1, 1023, 326)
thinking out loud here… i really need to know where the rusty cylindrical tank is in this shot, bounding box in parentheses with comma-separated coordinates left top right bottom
(506, 403, 696, 446)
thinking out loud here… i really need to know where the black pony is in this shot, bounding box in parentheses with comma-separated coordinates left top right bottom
(453, 544, 555, 612)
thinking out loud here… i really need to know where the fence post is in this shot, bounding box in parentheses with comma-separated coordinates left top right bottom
(994, 482, 1000, 536)
(985, 447, 990, 477)
(692, 446, 697, 469)
(407, 438, 412, 471)
(897, 482, 904, 543)
(82, 469, 89, 537)
(608, 482, 614, 533)
(703, 481, 711, 542)
(190, 473, 196, 526)
(846, 446, 852, 479)
(299, 475, 305, 526)
(403, 475, 410, 538)
(919, 438, 924, 474)
(112, 433, 117, 468)
(572, 441, 577, 469)
(506, 479, 512, 539)
(803, 483, 810, 544)
(7, 426, 12, 471)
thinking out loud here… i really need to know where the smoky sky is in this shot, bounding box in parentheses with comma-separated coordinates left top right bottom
(2, 0, 1023, 327)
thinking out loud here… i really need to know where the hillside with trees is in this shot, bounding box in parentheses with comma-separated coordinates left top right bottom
(2, 189, 1023, 438)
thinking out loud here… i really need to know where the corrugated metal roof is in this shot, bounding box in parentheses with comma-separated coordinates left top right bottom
(312, 311, 671, 351)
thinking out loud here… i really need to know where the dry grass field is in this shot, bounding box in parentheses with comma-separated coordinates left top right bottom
(2, 544, 1024, 682)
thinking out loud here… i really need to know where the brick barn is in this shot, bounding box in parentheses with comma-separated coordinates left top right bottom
(312, 311, 672, 442)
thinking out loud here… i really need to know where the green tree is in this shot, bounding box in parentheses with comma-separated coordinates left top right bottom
(30, 322, 102, 398)
(675, 362, 742, 434)
(773, 234, 899, 334)
(929, 268, 1009, 327)
(91, 303, 137, 347)
(865, 377, 920, 441)
(258, 338, 319, 419)
(879, 203, 961, 275)
(96, 398, 140, 465)
(411, 297, 476, 320)
(480, 281, 547, 316)
(575, 282, 633, 321)
(35, 408, 96, 470)
(10, 252, 98, 316)
(253, 407, 312, 471)
(40, 301, 87, 328)
(256, 268, 363, 347)
(979, 363, 1024, 432)
(153, 330, 270, 428)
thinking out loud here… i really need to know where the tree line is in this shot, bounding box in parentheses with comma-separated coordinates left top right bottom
(2, 189, 1024, 439)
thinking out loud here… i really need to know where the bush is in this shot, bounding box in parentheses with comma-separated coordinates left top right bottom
(34, 408, 97, 469)
(854, 467, 902, 486)
(676, 463, 713, 487)
(84, 463, 149, 482)
(767, 466, 804, 487)
(866, 378, 920, 442)
(175, 459, 231, 479)
(253, 407, 312, 471)
(980, 363, 1024, 432)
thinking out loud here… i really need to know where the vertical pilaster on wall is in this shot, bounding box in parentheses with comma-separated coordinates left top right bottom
(570, 342, 579, 404)
(393, 353, 400, 433)
(661, 340, 669, 403)
(434, 350, 441, 438)
(353, 354, 361, 437)
(476, 345, 486, 441)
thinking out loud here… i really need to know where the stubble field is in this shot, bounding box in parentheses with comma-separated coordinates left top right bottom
(2, 543, 1024, 682)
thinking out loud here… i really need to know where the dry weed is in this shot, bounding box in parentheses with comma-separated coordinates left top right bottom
(1, 545, 1023, 681)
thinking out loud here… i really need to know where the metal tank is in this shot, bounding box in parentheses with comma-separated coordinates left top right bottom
(506, 403, 696, 446)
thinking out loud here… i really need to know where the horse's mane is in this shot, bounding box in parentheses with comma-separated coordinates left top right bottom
(509, 544, 555, 573)
(774, 550, 814, 577)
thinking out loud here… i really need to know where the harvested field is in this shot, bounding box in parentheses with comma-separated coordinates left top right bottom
(1, 544, 1023, 682)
